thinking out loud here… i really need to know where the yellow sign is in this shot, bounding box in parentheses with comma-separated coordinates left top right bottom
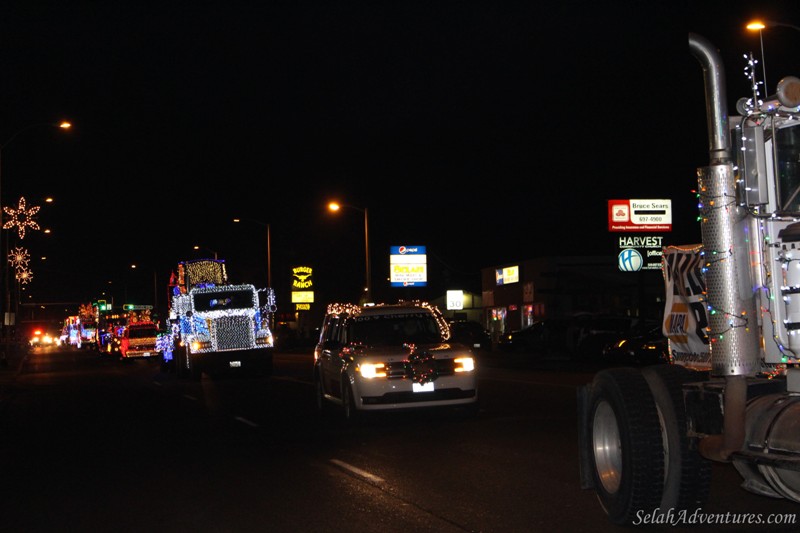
(291, 291, 314, 303)
(295, 303, 311, 311)
(292, 266, 313, 289)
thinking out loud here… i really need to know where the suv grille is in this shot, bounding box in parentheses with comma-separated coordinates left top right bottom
(384, 358, 456, 379)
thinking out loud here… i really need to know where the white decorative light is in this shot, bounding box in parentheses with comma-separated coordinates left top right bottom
(2, 197, 40, 239)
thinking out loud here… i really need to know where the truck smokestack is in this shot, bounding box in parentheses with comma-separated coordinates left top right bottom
(689, 32, 731, 165)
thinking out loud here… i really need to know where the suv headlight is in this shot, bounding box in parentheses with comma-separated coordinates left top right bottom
(357, 362, 386, 378)
(454, 357, 475, 372)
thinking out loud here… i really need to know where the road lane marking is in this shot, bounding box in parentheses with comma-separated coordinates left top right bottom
(272, 376, 312, 385)
(235, 416, 259, 428)
(329, 459, 385, 484)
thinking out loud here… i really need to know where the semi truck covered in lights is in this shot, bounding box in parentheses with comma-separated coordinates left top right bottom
(577, 34, 800, 525)
(165, 258, 276, 379)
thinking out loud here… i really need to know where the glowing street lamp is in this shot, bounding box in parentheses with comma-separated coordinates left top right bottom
(327, 201, 371, 303)
(232, 218, 272, 288)
(0, 121, 71, 340)
(746, 20, 800, 93)
(129, 264, 159, 312)
(193, 245, 218, 260)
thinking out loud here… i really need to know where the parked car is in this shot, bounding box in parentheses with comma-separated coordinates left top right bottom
(570, 313, 635, 359)
(448, 320, 492, 351)
(314, 302, 478, 421)
(497, 318, 571, 355)
(600, 325, 670, 366)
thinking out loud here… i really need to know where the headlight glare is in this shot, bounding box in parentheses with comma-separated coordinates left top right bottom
(454, 357, 475, 372)
(358, 362, 386, 378)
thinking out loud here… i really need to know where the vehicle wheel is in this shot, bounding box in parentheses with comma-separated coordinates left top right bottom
(459, 398, 480, 419)
(314, 371, 328, 415)
(642, 364, 712, 513)
(160, 353, 174, 373)
(342, 380, 361, 423)
(259, 350, 274, 377)
(188, 353, 202, 381)
(175, 346, 190, 378)
(586, 367, 664, 525)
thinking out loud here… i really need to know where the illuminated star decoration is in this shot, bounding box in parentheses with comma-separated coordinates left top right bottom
(7, 246, 30, 270)
(15, 267, 33, 284)
(3, 197, 40, 239)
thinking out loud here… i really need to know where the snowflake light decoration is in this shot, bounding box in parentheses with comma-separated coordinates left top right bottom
(3, 197, 40, 239)
(15, 267, 33, 284)
(8, 246, 30, 269)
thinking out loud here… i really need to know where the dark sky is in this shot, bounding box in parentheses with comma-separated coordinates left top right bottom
(1, 1, 797, 314)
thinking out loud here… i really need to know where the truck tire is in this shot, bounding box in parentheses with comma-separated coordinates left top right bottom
(175, 346, 190, 379)
(258, 350, 274, 377)
(188, 353, 202, 381)
(586, 367, 664, 525)
(642, 364, 712, 513)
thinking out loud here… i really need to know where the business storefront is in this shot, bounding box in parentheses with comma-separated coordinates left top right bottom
(481, 256, 664, 338)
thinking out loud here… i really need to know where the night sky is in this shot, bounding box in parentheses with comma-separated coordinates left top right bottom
(1, 1, 797, 317)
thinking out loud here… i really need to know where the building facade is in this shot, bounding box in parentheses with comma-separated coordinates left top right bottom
(481, 256, 665, 340)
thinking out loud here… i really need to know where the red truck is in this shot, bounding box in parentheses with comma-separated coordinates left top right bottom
(119, 321, 161, 360)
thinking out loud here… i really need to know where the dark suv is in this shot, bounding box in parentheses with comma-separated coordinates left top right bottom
(448, 320, 492, 351)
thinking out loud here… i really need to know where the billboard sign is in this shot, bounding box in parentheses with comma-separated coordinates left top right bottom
(608, 199, 672, 232)
(390, 245, 427, 287)
(495, 265, 519, 286)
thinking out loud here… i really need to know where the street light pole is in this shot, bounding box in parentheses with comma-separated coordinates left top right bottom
(363, 207, 371, 303)
(746, 20, 800, 93)
(327, 201, 371, 303)
(0, 121, 71, 342)
(193, 245, 218, 260)
(130, 264, 158, 314)
(232, 218, 272, 288)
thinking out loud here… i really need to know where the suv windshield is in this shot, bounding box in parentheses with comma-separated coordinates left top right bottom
(350, 313, 443, 346)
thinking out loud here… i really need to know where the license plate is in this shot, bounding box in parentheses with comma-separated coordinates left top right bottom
(229, 361, 242, 368)
(412, 381, 434, 393)
(143, 352, 151, 357)
(473, 343, 480, 348)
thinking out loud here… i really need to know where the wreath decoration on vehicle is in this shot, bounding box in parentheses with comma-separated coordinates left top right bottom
(406, 350, 439, 384)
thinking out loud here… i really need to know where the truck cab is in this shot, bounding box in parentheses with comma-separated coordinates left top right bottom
(119, 321, 161, 360)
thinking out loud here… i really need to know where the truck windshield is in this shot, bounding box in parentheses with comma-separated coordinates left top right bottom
(129, 327, 157, 339)
(734, 120, 800, 214)
(775, 124, 800, 214)
(193, 289, 255, 312)
(350, 314, 443, 346)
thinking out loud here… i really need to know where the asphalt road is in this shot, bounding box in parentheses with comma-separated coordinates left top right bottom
(0, 345, 798, 532)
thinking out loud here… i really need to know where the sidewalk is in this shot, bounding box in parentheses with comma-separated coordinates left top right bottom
(0, 342, 26, 375)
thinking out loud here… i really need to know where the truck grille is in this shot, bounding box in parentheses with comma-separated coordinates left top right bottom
(212, 315, 255, 351)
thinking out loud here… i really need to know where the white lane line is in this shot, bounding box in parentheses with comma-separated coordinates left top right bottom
(183, 394, 198, 401)
(235, 416, 259, 428)
(329, 459, 385, 484)
(478, 376, 581, 389)
(272, 376, 312, 385)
